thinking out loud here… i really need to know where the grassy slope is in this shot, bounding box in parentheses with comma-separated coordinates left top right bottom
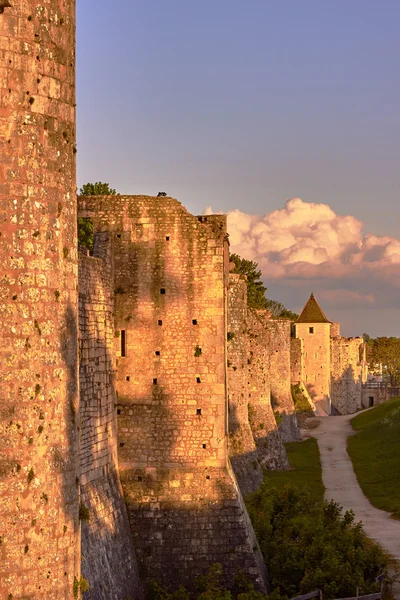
(264, 437, 325, 503)
(347, 397, 400, 518)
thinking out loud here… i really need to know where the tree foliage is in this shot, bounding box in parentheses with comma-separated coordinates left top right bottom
(229, 253, 297, 320)
(246, 484, 389, 600)
(77, 181, 117, 251)
(230, 253, 268, 309)
(370, 337, 400, 385)
(79, 181, 116, 196)
(77, 217, 94, 252)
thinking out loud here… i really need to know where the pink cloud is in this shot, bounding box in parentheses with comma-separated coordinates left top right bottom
(221, 198, 400, 286)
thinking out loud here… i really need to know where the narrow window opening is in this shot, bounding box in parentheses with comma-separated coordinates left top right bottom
(206, 475, 210, 480)
(202, 443, 207, 449)
(196, 408, 202, 415)
(192, 319, 197, 325)
(369, 396, 374, 407)
(117, 409, 121, 415)
(126, 376, 130, 382)
(119, 442, 125, 448)
(153, 378, 158, 385)
(196, 377, 201, 383)
(116, 233, 121, 239)
(155, 350, 160, 356)
(158, 320, 163, 326)
(160, 288, 166, 295)
(166, 236, 170, 241)
(121, 330, 126, 357)
(309, 327, 314, 334)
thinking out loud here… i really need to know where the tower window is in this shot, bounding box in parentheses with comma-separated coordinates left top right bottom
(309, 327, 314, 334)
(121, 330, 126, 357)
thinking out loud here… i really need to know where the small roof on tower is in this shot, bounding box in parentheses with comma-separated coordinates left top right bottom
(296, 293, 331, 324)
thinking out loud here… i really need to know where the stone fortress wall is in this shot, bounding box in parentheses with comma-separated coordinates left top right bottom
(78, 237, 143, 600)
(227, 275, 292, 495)
(330, 334, 367, 415)
(78, 195, 269, 593)
(0, 3, 80, 599)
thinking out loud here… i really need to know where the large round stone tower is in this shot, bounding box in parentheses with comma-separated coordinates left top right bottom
(0, 2, 79, 599)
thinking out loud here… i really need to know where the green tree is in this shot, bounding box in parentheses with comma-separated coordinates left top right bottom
(229, 254, 297, 320)
(79, 181, 116, 196)
(77, 217, 94, 252)
(265, 299, 298, 321)
(246, 484, 389, 600)
(77, 181, 117, 251)
(230, 254, 268, 309)
(370, 337, 400, 385)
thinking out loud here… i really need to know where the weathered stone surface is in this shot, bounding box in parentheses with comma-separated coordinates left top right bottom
(227, 275, 262, 495)
(331, 337, 366, 415)
(227, 275, 291, 494)
(78, 195, 268, 593)
(264, 319, 300, 442)
(78, 238, 143, 599)
(0, 3, 79, 599)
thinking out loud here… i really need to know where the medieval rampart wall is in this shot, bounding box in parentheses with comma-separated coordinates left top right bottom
(0, 4, 79, 598)
(78, 195, 268, 593)
(330, 338, 366, 415)
(264, 320, 300, 441)
(227, 275, 262, 494)
(246, 311, 291, 468)
(78, 238, 143, 600)
(290, 338, 302, 384)
(361, 385, 400, 408)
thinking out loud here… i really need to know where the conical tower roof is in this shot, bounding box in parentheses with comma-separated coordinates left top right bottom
(296, 293, 331, 324)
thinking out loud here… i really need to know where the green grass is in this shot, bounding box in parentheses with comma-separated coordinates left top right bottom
(347, 397, 400, 519)
(264, 437, 325, 503)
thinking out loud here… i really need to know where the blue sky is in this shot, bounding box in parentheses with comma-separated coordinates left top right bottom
(76, 1, 400, 336)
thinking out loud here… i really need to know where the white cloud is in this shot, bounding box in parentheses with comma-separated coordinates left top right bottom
(223, 198, 400, 288)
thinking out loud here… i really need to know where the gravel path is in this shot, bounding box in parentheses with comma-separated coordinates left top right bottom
(303, 414, 400, 596)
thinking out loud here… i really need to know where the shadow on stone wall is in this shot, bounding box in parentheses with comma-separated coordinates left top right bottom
(330, 364, 361, 416)
(77, 250, 145, 600)
(59, 304, 80, 537)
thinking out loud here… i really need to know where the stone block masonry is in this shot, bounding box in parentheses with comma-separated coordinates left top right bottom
(0, 3, 80, 599)
(78, 237, 143, 599)
(264, 319, 300, 442)
(78, 195, 268, 593)
(227, 275, 263, 495)
(331, 337, 367, 415)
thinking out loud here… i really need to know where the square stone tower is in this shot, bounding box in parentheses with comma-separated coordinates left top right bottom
(294, 294, 332, 415)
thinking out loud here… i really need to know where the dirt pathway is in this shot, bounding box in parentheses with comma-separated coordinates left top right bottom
(304, 414, 400, 596)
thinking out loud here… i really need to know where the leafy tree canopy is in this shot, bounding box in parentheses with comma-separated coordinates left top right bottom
(79, 181, 116, 196)
(370, 336, 400, 385)
(230, 253, 298, 320)
(77, 182, 117, 251)
(230, 253, 267, 309)
(77, 217, 94, 252)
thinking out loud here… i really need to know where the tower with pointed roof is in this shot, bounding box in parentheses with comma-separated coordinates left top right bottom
(294, 293, 332, 414)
